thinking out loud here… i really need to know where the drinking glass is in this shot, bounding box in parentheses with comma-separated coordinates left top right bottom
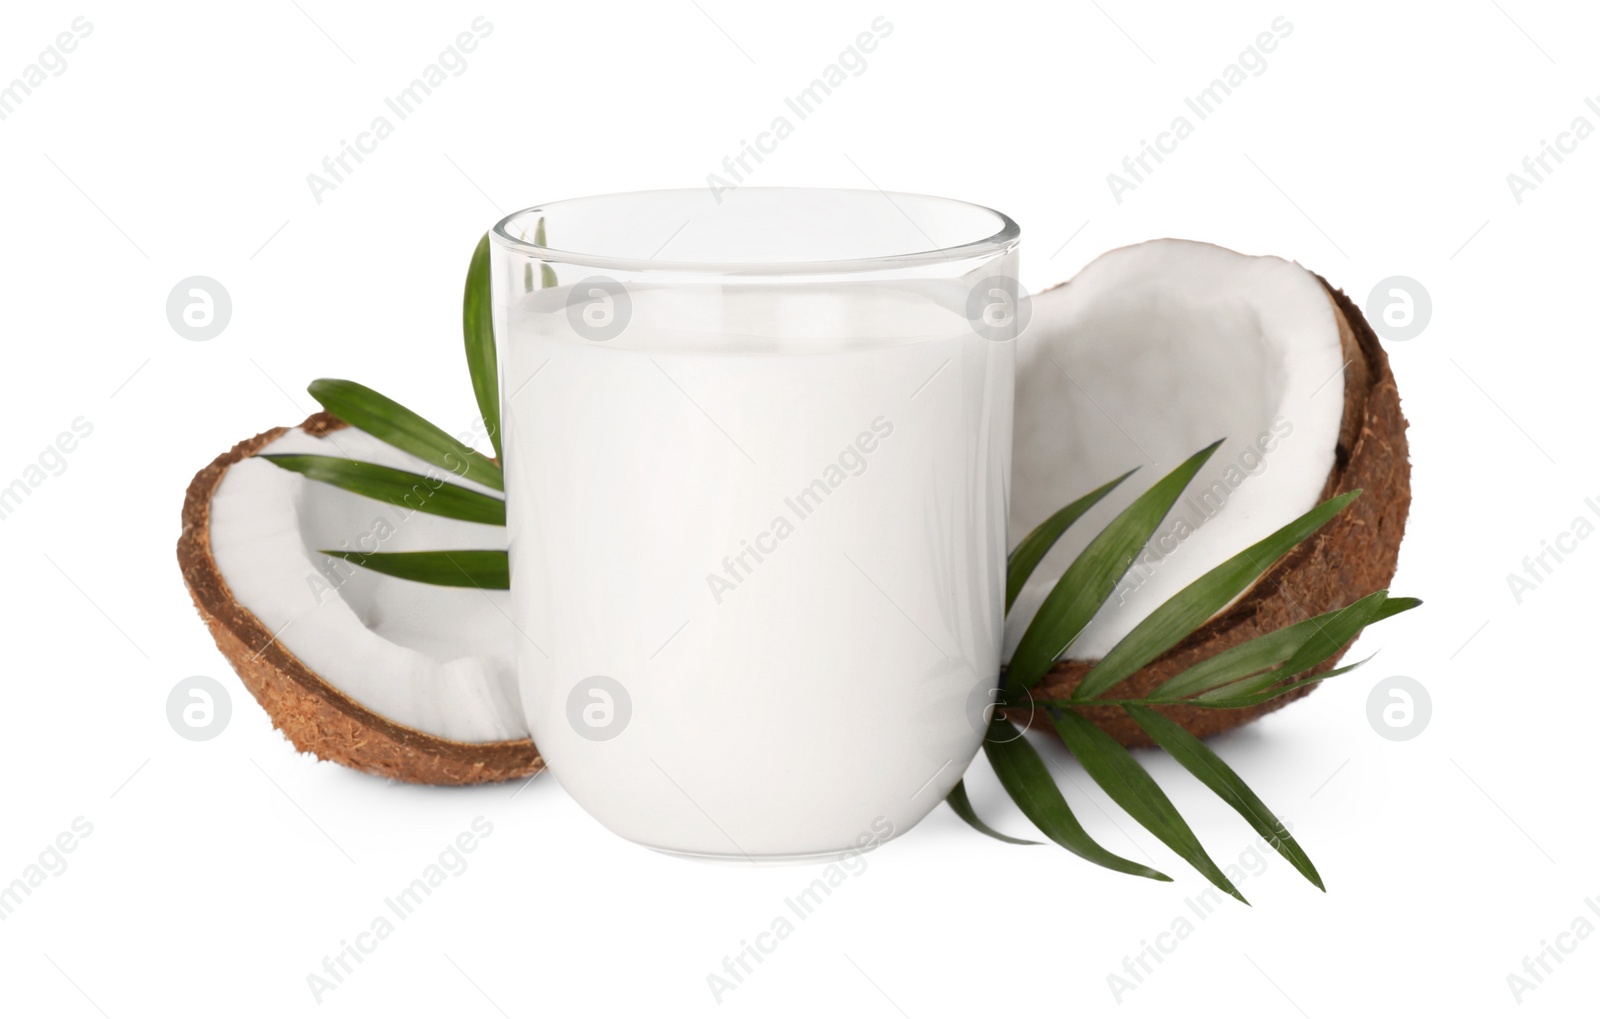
(491, 188, 1020, 860)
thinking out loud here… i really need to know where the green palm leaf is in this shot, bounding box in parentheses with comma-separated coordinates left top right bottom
(319, 549, 509, 589)
(535, 216, 558, 288)
(1051, 707, 1245, 902)
(1007, 441, 1222, 693)
(258, 454, 506, 526)
(1124, 705, 1323, 891)
(1006, 470, 1133, 615)
(1189, 592, 1394, 705)
(1151, 591, 1399, 700)
(463, 232, 501, 460)
(307, 378, 503, 491)
(1076, 490, 1361, 700)
(1196, 657, 1373, 709)
(944, 778, 1040, 845)
(982, 715, 1170, 881)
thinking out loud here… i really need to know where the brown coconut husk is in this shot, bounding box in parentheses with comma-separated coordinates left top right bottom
(1005, 279, 1411, 746)
(177, 411, 543, 785)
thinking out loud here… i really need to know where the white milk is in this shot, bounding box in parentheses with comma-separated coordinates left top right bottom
(502, 280, 1013, 859)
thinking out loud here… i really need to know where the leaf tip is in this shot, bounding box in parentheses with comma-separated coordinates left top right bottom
(1181, 438, 1227, 472)
(1328, 488, 1362, 508)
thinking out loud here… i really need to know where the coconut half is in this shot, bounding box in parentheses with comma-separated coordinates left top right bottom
(178, 412, 541, 785)
(1005, 239, 1410, 744)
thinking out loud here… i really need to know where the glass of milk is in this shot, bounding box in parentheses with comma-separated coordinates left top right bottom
(491, 188, 1020, 860)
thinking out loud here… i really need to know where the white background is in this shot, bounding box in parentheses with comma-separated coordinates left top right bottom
(2, 1, 1597, 1015)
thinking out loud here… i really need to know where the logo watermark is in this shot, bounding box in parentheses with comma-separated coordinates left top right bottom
(966, 275, 1032, 342)
(1505, 92, 1600, 205)
(567, 675, 632, 741)
(1366, 675, 1430, 741)
(1505, 496, 1600, 604)
(305, 816, 495, 1003)
(166, 276, 232, 341)
(705, 416, 895, 605)
(706, 17, 894, 202)
(1112, 418, 1293, 606)
(705, 817, 896, 1003)
(1365, 276, 1431, 342)
(0, 817, 93, 922)
(1505, 896, 1600, 1004)
(566, 276, 632, 342)
(1105, 824, 1294, 1003)
(306, 18, 495, 204)
(0, 17, 93, 123)
(306, 415, 491, 604)
(167, 676, 232, 742)
(1107, 17, 1294, 204)
(0, 416, 94, 524)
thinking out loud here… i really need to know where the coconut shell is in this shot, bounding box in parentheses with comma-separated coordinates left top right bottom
(1005, 279, 1411, 746)
(177, 411, 543, 785)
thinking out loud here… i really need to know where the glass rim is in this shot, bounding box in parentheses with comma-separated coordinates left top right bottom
(490, 187, 1019, 277)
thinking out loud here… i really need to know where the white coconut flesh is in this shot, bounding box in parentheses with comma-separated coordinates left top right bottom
(1006, 239, 1347, 663)
(208, 427, 526, 742)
